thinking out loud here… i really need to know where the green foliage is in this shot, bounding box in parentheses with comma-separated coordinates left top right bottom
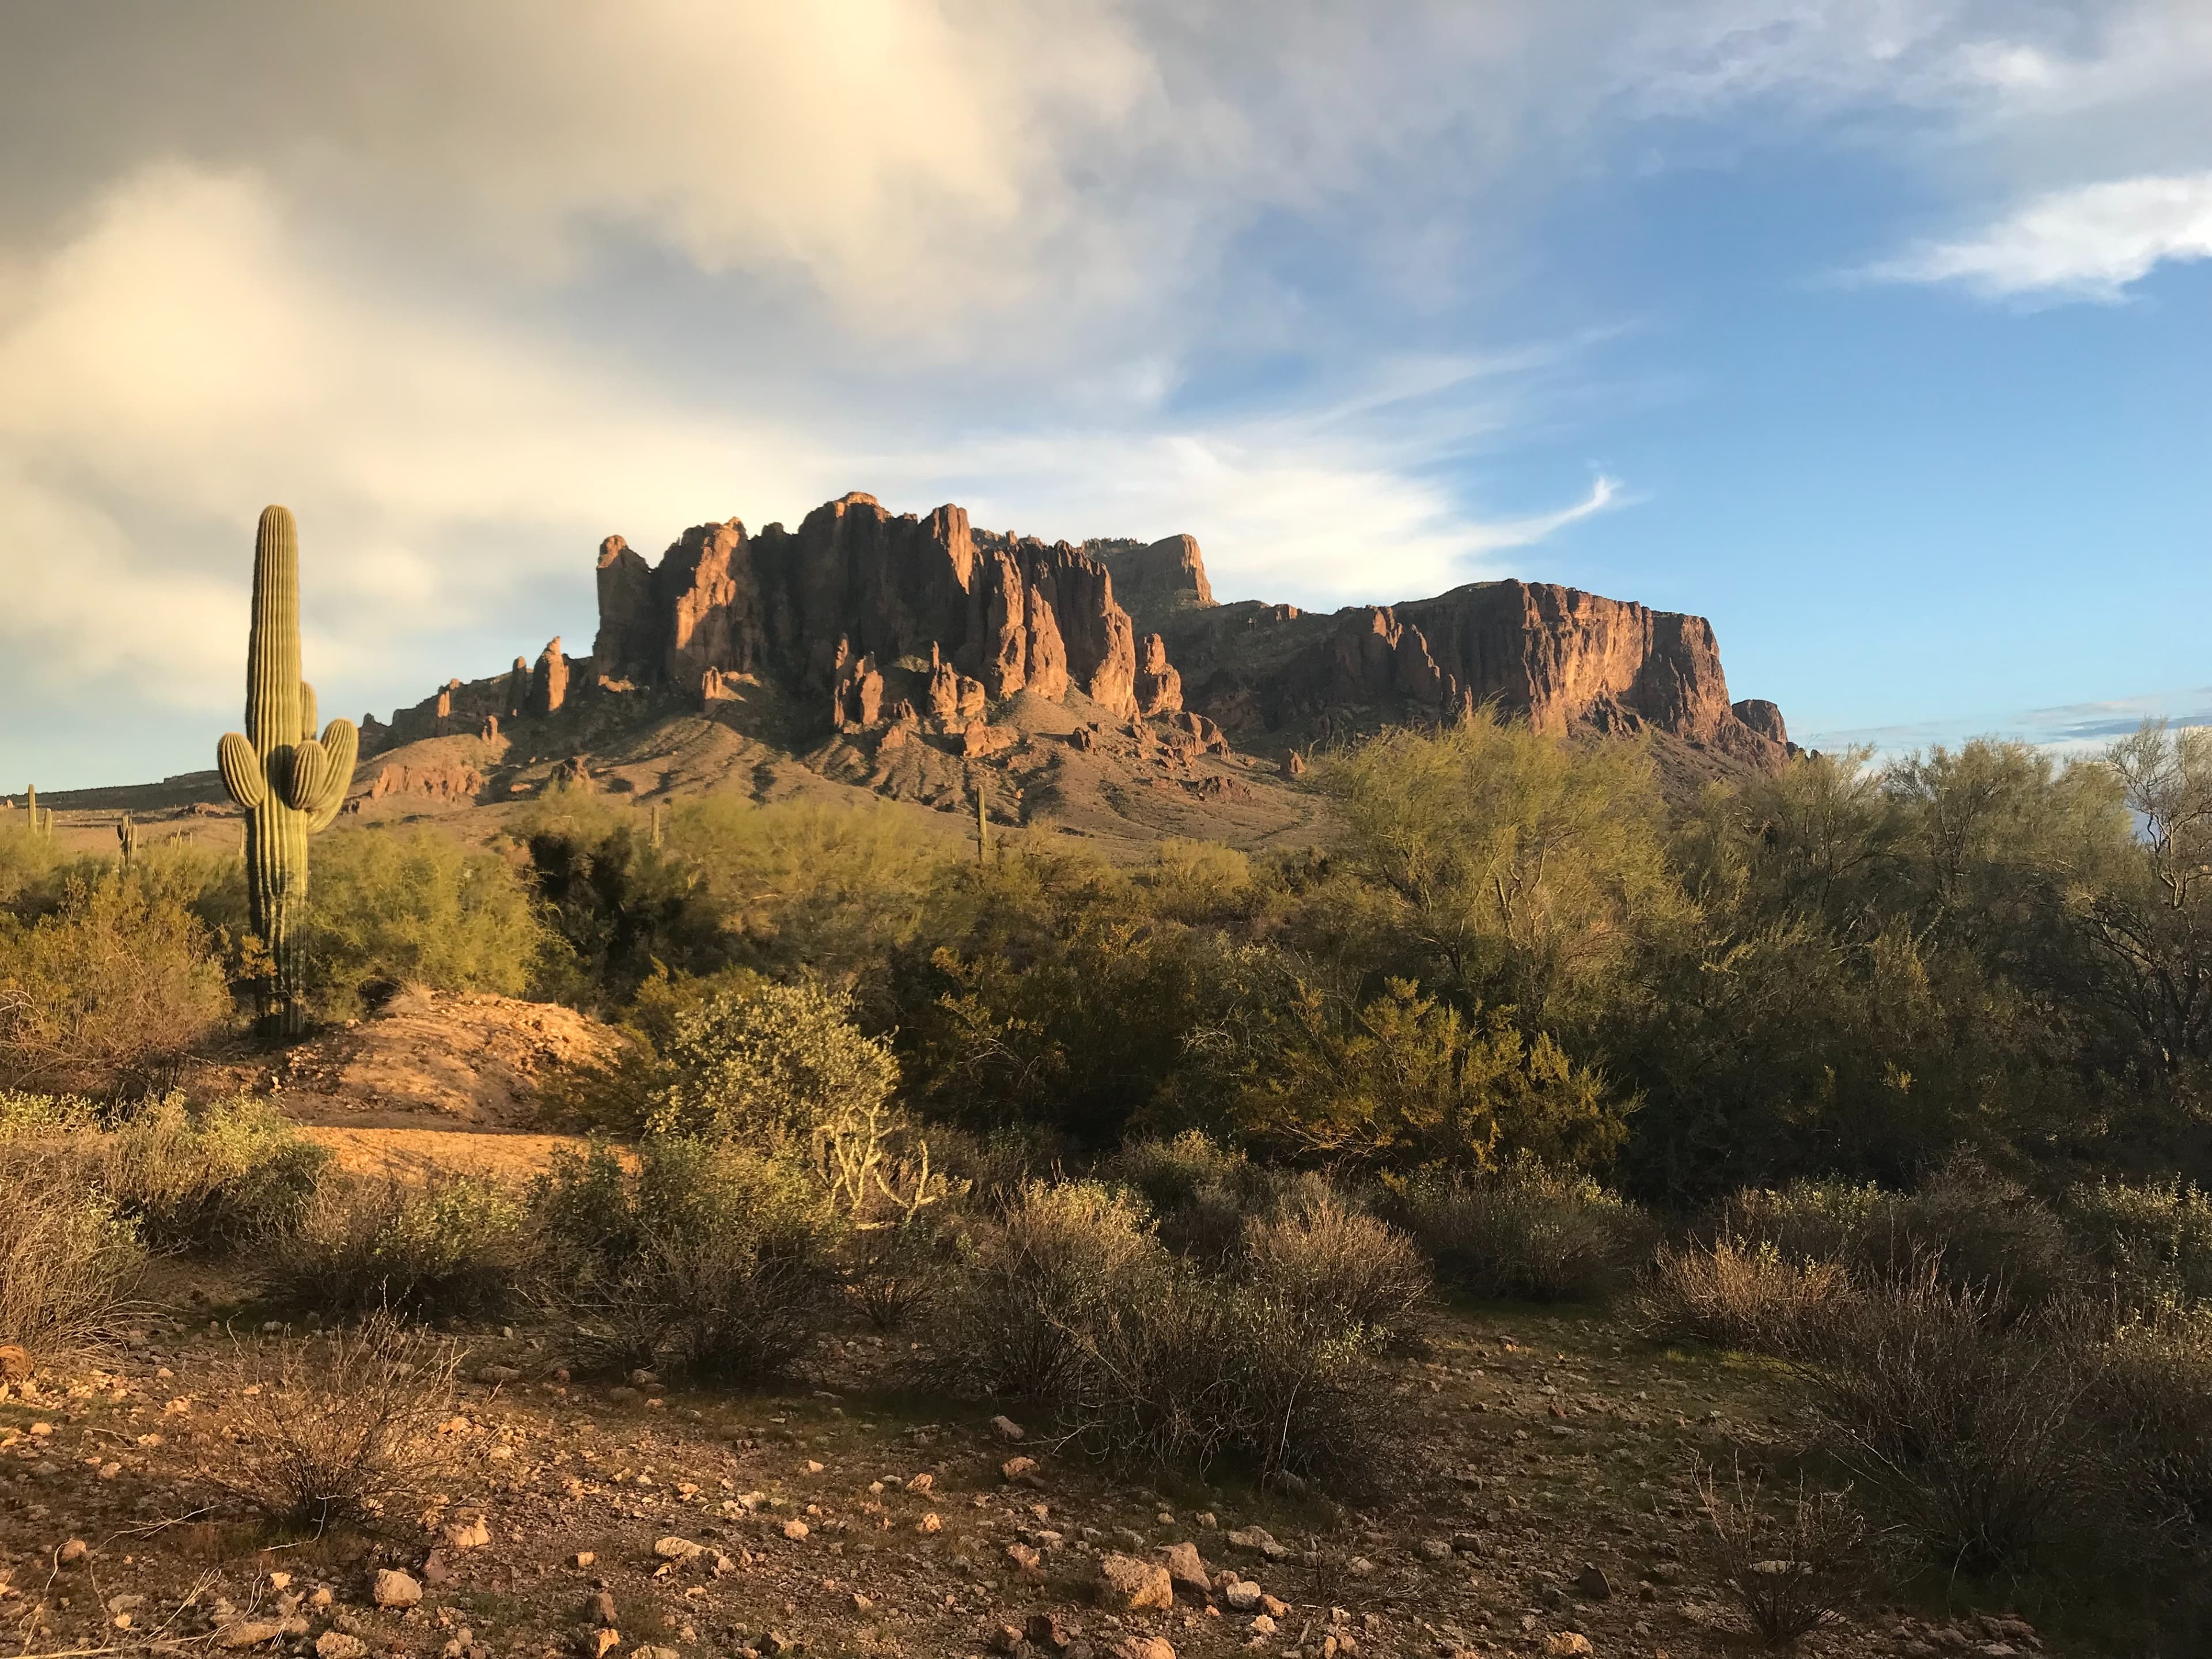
(266, 1174, 527, 1319)
(2097, 1309, 2212, 1533)
(298, 827, 556, 1014)
(0, 1092, 332, 1253)
(0, 868, 232, 1094)
(646, 979, 899, 1155)
(2065, 1178, 2212, 1315)
(1232, 977, 1632, 1173)
(1389, 1157, 1654, 1303)
(1316, 711, 1685, 1024)
(530, 1138, 840, 1380)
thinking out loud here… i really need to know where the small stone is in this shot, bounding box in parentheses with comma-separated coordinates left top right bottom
(372, 1569, 422, 1609)
(1161, 1540, 1210, 1597)
(1418, 1538, 1453, 1562)
(1259, 1595, 1287, 1618)
(586, 1630, 620, 1658)
(1006, 1543, 1043, 1576)
(1002, 1455, 1040, 1484)
(444, 1517, 491, 1551)
(1097, 1552, 1175, 1611)
(988, 1624, 1026, 1654)
(218, 1621, 285, 1647)
(1249, 1614, 1277, 1636)
(916, 1513, 941, 1535)
(1346, 1556, 1375, 1577)
(1026, 1611, 1079, 1650)
(653, 1537, 703, 1562)
(1224, 1526, 1277, 1555)
(991, 1415, 1026, 1441)
(56, 1538, 88, 1566)
(573, 1552, 596, 1569)
(1575, 1565, 1613, 1601)
(781, 1518, 809, 1540)
(476, 1365, 521, 1385)
(1115, 1638, 1176, 1659)
(589, 1592, 619, 1627)
(315, 1634, 367, 1659)
(1223, 1581, 1262, 1612)
(1546, 1636, 1594, 1658)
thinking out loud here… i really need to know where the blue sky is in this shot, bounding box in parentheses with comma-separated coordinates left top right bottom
(2, 1, 2208, 787)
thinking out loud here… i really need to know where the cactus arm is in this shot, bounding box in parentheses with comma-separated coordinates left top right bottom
(300, 681, 319, 744)
(218, 731, 267, 810)
(281, 738, 332, 811)
(303, 718, 358, 832)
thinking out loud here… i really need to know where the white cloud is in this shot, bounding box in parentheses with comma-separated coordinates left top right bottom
(1867, 171, 2212, 297)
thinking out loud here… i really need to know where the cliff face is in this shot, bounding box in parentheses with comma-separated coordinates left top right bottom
(368, 491, 1784, 782)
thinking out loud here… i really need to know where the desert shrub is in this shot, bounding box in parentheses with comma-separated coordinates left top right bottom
(934, 1179, 1402, 1482)
(1695, 1460, 1870, 1647)
(2066, 1178, 2212, 1315)
(0, 1090, 328, 1253)
(1631, 1238, 1855, 1355)
(1725, 1158, 2073, 1312)
(1105, 1132, 1319, 1262)
(646, 980, 900, 1173)
(0, 1149, 143, 1353)
(1233, 979, 1633, 1173)
(2095, 1310, 2212, 1533)
(266, 1175, 527, 1319)
(211, 1310, 460, 1533)
(531, 1138, 839, 1380)
(1392, 1158, 1654, 1302)
(1238, 1191, 1430, 1349)
(1787, 1262, 2093, 1573)
(934, 1180, 1168, 1399)
(97, 1093, 328, 1251)
(300, 827, 556, 1016)
(0, 869, 230, 1094)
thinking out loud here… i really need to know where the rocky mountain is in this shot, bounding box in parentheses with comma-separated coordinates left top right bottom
(74, 491, 1785, 852)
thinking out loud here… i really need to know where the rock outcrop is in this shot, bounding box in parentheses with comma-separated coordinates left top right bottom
(584, 493, 1168, 732)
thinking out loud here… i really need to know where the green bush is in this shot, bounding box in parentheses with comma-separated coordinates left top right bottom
(1392, 1158, 1654, 1302)
(0, 1090, 328, 1253)
(2096, 1310, 2212, 1535)
(932, 1179, 1404, 1483)
(266, 1174, 527, 1319)
(531, 1138, 840, 1380)
(2066, 1179, 2212, 1315)
(0, 870, 231, 1094)
(300, 827, 557, 1016)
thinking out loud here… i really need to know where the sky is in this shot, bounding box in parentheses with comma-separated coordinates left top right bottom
(1, 1, 2207, 789)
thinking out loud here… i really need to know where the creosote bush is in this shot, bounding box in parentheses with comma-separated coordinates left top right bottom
(1391, 1158, 1654, 1303)
(531, 1138, 840, 1381)
(2095, 1310, 2212, 1534)
(267, 1175, 527, 1319)
(933, 1177, 1418, 1483)
(213, 1310, 461, 1535)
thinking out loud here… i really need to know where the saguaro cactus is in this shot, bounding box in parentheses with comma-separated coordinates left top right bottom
(217, 506, 358, 1041)
(115, 812, 139, 868)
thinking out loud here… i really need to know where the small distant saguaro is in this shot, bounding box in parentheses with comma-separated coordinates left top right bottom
(216, 506, 358, 1041)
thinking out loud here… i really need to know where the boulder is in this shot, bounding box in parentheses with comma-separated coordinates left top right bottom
(371, 1570, 422, 1609)
(1096, 1552, 1175, 1611)
(1161, 1540, 1210, 1599)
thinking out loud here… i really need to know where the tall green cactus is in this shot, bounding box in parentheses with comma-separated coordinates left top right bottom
(217, 506, 357, 1041)
(115, 812, 138, 868)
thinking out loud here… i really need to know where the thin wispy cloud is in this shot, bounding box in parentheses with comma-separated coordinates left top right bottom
(1868, 172, 2212, 298)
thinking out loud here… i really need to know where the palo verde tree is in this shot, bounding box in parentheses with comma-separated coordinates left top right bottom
(217, 506, 358, 1040)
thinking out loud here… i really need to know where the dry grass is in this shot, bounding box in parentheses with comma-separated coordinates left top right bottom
(210, 1310, 461, 1535)
(0, 1149, 143, 1354)
(1695, 1460, 1870, 1647)
(1630, 1237, 1855, 1354)
(1787, 1260, 2092, 1573)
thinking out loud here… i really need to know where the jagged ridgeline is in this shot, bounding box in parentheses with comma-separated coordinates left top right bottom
(217, 506, 357, 1041)
(358, 492, 1790, 819)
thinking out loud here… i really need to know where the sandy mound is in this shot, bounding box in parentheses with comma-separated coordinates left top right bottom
(250, 987, 620, 1130)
